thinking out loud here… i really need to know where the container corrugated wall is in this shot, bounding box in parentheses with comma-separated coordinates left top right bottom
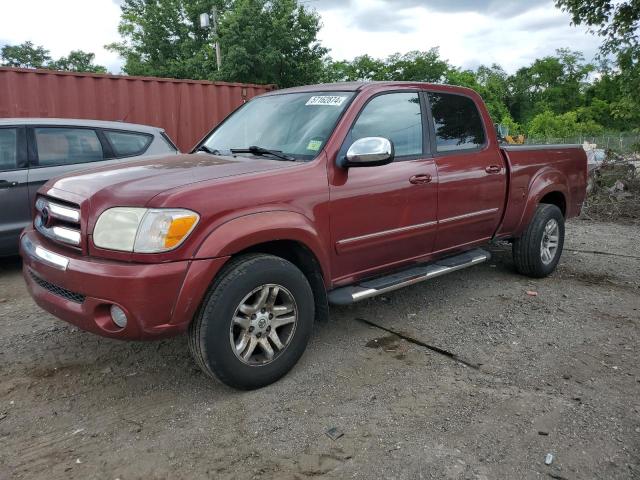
(0, 67, 275, 151)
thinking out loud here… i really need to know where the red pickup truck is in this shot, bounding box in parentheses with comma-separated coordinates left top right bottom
(20, 82, 587, 389)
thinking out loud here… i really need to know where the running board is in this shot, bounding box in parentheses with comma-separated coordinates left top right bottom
(328, 248, 490, 305)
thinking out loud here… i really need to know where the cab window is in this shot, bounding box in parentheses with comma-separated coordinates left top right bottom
(428, 92, 486, 152)
(203, 91, 354, 160)
(351, 92, 423, 159)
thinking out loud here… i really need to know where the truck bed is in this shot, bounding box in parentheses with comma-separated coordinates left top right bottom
(496, 144, 588, 238)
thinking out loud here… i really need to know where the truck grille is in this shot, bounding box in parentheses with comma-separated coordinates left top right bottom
(29, 270, 86, 304)
(34, 196, 82, 250)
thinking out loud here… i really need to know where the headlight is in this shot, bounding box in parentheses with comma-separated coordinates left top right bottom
(93, 207, 199, 253)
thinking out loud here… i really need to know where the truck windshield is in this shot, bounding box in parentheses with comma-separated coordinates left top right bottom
(202, 91, 354, 161)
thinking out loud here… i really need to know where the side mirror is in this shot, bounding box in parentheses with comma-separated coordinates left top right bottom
(341, 137, 394, 168)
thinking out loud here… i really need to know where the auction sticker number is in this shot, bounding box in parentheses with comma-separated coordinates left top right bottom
(306, 95, 348, 106)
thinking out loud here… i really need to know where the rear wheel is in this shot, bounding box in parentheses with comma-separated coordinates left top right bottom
(512, 204, 564, 278)
(189, 254, 314, 390)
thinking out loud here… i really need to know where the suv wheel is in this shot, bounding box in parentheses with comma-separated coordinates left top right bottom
(189, 254, 314, 390)
(512, 204, 565, 278)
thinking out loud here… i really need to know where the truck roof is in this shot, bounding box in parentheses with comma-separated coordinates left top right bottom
(265, 81, 474, 96)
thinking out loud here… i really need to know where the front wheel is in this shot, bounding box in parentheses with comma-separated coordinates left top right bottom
(512, 204, 565, 278)
(188, 254, 314, 390)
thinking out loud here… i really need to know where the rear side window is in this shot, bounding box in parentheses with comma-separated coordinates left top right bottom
(0, 128, 18, 171)
(104, 130, 153, 157)
(351, 92, 423, 158)
(428, 92, 485, 152)
(35, 128, 103, 166)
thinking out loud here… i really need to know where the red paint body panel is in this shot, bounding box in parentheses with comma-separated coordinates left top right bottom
(428, 88, 507, 254)
(0, 67, 274, 151)
(20, 228, 228, 339)
(20, 82, 587, 340)
(496, 146, 587, 238)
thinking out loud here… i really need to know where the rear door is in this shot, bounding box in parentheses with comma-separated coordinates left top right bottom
(0, 126, 29, 255)
(427, 91, 506, 252)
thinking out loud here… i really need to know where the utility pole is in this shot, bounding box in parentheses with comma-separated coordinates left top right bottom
(212, 6, 221, 71)
(200, 7, 222, 71)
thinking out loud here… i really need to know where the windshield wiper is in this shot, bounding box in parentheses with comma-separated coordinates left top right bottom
(230, 146, 295, 162)
(196, 145, 220, 155)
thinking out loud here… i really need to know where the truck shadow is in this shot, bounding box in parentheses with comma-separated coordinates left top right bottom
(7, 242, 520, 397)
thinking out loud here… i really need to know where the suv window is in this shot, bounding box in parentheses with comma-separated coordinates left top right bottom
(34, 128, 103, 166)
(159, 132, 178, 152)
(428, 93, 485, 152)
(351, 92, 423, 158)
(0, 128, 18, 171)
(104, 130, 153, 157)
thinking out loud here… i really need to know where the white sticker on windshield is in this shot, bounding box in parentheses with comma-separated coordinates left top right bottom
(306, 95, 348, 106)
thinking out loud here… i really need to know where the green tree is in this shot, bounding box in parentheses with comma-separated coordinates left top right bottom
(108, 0, 326, 86)
(322, 54, 388, 81)
(554, 0, 640, 130)
(527, 110, 604, 138)
(445, 64, 510, 122)
(107, 0, 224, 79)
(474, 64, 511, 122)
(321, 57, 355, 82)
(555, 0, 639, 54)
(385, 49, 449, 82)
(1, 41, 51, 68)
(508, 49, 594, 124)
(1, 41, 107, 73)
(218, 0, 327, 87)
(48, 50, 107, 73)
(322, 48, 449, 83)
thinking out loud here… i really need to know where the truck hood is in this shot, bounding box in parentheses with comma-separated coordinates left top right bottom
(46, 153, 295, 206)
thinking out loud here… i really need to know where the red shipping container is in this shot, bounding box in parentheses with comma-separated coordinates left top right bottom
(0, 67, 275, 152)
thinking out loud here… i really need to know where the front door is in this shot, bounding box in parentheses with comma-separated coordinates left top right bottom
(329, 91, 438, 283)
(426, 91, 507, 253)
(0, 127, 29, 255)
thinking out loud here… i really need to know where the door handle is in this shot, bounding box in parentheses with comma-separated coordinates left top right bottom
(409, 174, 432, 185)
(485, 165, 502, 174)
(0, 180, 19, 189)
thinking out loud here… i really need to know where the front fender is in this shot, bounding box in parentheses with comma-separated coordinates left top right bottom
(514, 168, 569, 236)
(194, 211, 331, 283)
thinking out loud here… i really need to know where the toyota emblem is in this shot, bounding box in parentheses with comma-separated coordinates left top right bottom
(41, 207, 52, 228)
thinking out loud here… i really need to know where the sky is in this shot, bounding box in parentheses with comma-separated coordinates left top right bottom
(0, 0, 601, 75)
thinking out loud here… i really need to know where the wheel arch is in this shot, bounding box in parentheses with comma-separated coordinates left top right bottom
(514, 169, 569, 237)
(194, 212, 331, 323)
(234, 239, 329, 323)
(539, 191, 566, 216)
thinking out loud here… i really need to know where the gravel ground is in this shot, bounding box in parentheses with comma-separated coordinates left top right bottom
(0, 219, 639, 480)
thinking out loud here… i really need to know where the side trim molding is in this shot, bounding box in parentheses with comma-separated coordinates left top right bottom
(438, 207, 499, 225)
(335, 220, 437, 254)
(335, 207, 499, 255)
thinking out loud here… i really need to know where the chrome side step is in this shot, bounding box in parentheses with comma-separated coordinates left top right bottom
(328, 248, 490, 305)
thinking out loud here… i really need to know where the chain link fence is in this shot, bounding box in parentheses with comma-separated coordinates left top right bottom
(525, 134, 640, 153)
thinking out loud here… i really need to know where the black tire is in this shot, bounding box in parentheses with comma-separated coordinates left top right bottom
(512, 204, 565, 278)
(188, 254, 314, 390)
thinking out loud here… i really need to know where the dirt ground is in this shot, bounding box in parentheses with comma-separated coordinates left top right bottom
(0, 219, 639, 480)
